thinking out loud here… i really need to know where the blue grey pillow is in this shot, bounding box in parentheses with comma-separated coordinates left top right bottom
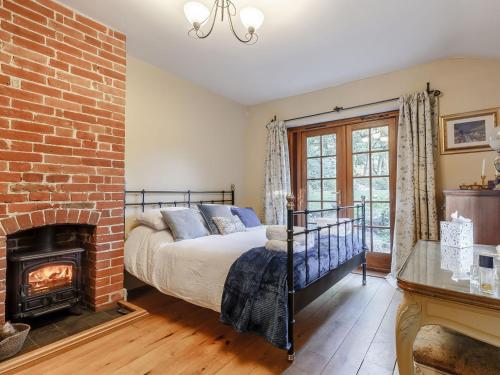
(197, 204, 232, 234)
(160, 209, 210, 241)
(231, 207, 261, 228)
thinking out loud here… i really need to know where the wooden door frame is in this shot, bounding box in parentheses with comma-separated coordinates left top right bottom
(288, 111, 399, 273)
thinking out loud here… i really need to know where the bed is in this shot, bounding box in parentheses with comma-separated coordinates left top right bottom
(125, 224, 266, 312)
(124, 187, 367, 360)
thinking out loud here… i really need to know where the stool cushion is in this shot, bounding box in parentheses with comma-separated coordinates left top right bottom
(413, 325, 500, 375)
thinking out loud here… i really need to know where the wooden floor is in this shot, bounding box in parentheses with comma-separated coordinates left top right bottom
(17, 274, 402, 375)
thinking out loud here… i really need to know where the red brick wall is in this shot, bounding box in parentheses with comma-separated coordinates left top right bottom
(0, 0, 126, 322)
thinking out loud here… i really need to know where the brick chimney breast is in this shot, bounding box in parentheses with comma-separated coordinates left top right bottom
(0, 0, 126, 323)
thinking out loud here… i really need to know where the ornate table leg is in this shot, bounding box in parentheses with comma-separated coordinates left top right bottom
(396, 293, 422, 375)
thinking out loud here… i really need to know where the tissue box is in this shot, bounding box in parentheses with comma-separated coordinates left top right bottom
(440, 221, 473, 248)
(440, 245, 473, 281)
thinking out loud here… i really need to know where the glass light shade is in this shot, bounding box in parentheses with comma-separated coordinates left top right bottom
(488, 127, 500, 151)
(184, 1, 210, 26)
(240, 7, 264, 31)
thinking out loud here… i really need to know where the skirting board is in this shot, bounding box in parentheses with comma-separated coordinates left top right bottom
(0, 301, 148, 374)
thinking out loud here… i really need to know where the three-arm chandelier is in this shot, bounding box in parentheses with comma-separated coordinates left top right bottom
(184, 1, 264, 45)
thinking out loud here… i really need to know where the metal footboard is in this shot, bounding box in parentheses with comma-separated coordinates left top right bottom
(286, 194, 368, 361)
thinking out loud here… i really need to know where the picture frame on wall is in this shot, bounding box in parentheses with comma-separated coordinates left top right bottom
(439, 108, 498, 155)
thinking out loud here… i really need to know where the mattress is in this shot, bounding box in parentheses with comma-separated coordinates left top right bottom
(124, 225, 267, 312)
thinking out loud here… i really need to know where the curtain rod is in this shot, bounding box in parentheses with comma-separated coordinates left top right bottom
(269, 82, 441, 124)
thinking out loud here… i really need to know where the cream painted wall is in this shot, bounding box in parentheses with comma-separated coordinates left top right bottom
(125, 56, 248, 200)
(242, 58, 500, 218)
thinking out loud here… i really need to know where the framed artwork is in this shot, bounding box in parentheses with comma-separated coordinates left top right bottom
(439, 108, 498, 154)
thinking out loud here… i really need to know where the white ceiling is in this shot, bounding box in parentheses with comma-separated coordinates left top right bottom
(59, 0, 500, 105)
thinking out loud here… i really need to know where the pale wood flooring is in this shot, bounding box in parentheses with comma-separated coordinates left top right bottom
(16, 274, 402, 375)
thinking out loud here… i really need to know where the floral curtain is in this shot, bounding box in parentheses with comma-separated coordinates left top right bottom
(390, 91, 439, 276)
(264, 120, 291, 225)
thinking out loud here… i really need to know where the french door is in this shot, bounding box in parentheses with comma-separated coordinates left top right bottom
(345, 118, 397, 272)
(289, 113, 397, 272)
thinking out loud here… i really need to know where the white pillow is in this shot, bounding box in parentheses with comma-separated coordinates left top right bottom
(136, 207, 187, 231)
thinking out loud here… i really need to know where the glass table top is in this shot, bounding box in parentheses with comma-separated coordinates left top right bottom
(398, 240, 500, 303)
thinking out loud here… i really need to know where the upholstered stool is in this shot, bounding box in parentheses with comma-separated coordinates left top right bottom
(413, 325, 500, 375)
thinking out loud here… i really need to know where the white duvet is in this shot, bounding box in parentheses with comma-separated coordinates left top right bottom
(125, 225, 267, 312)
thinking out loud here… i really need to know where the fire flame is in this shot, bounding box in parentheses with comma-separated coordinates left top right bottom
(28, 264, 73, 296)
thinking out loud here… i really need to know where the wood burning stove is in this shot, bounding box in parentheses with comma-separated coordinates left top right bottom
(7, 226, 86, 320)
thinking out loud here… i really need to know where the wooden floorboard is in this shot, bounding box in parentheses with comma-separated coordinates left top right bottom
(357, 290, 402, 375)
(320, 279, 396, 374)
(284, 275, 384, 375)
(15, 274, 400, 375)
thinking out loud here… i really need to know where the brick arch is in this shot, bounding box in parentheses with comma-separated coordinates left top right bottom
(0, 209, 101, 237)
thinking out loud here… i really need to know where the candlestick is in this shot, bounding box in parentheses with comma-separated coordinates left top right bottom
(481, 175, 487, 188)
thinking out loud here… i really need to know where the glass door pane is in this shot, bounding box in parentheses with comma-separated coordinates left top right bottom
(304, 130, 342, 224)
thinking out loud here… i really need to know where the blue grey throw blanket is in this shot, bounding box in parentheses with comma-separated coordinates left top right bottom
(220, 233, 362, 349)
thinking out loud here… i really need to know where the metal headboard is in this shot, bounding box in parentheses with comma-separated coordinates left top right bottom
(124, 184, 235, 212)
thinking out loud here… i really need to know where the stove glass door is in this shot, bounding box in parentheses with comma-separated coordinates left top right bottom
(27, 263, 74, 297)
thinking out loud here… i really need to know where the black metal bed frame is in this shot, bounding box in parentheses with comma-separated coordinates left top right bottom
(285, 194, 367, 361)
(124, 184, 235, 212)
(124, 186, 367, 362)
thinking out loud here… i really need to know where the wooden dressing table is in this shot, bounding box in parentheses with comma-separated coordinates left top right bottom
(396, 240, 500, 375)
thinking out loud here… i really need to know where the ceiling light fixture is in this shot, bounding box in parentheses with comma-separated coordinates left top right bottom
(184, 1, 264, 45)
